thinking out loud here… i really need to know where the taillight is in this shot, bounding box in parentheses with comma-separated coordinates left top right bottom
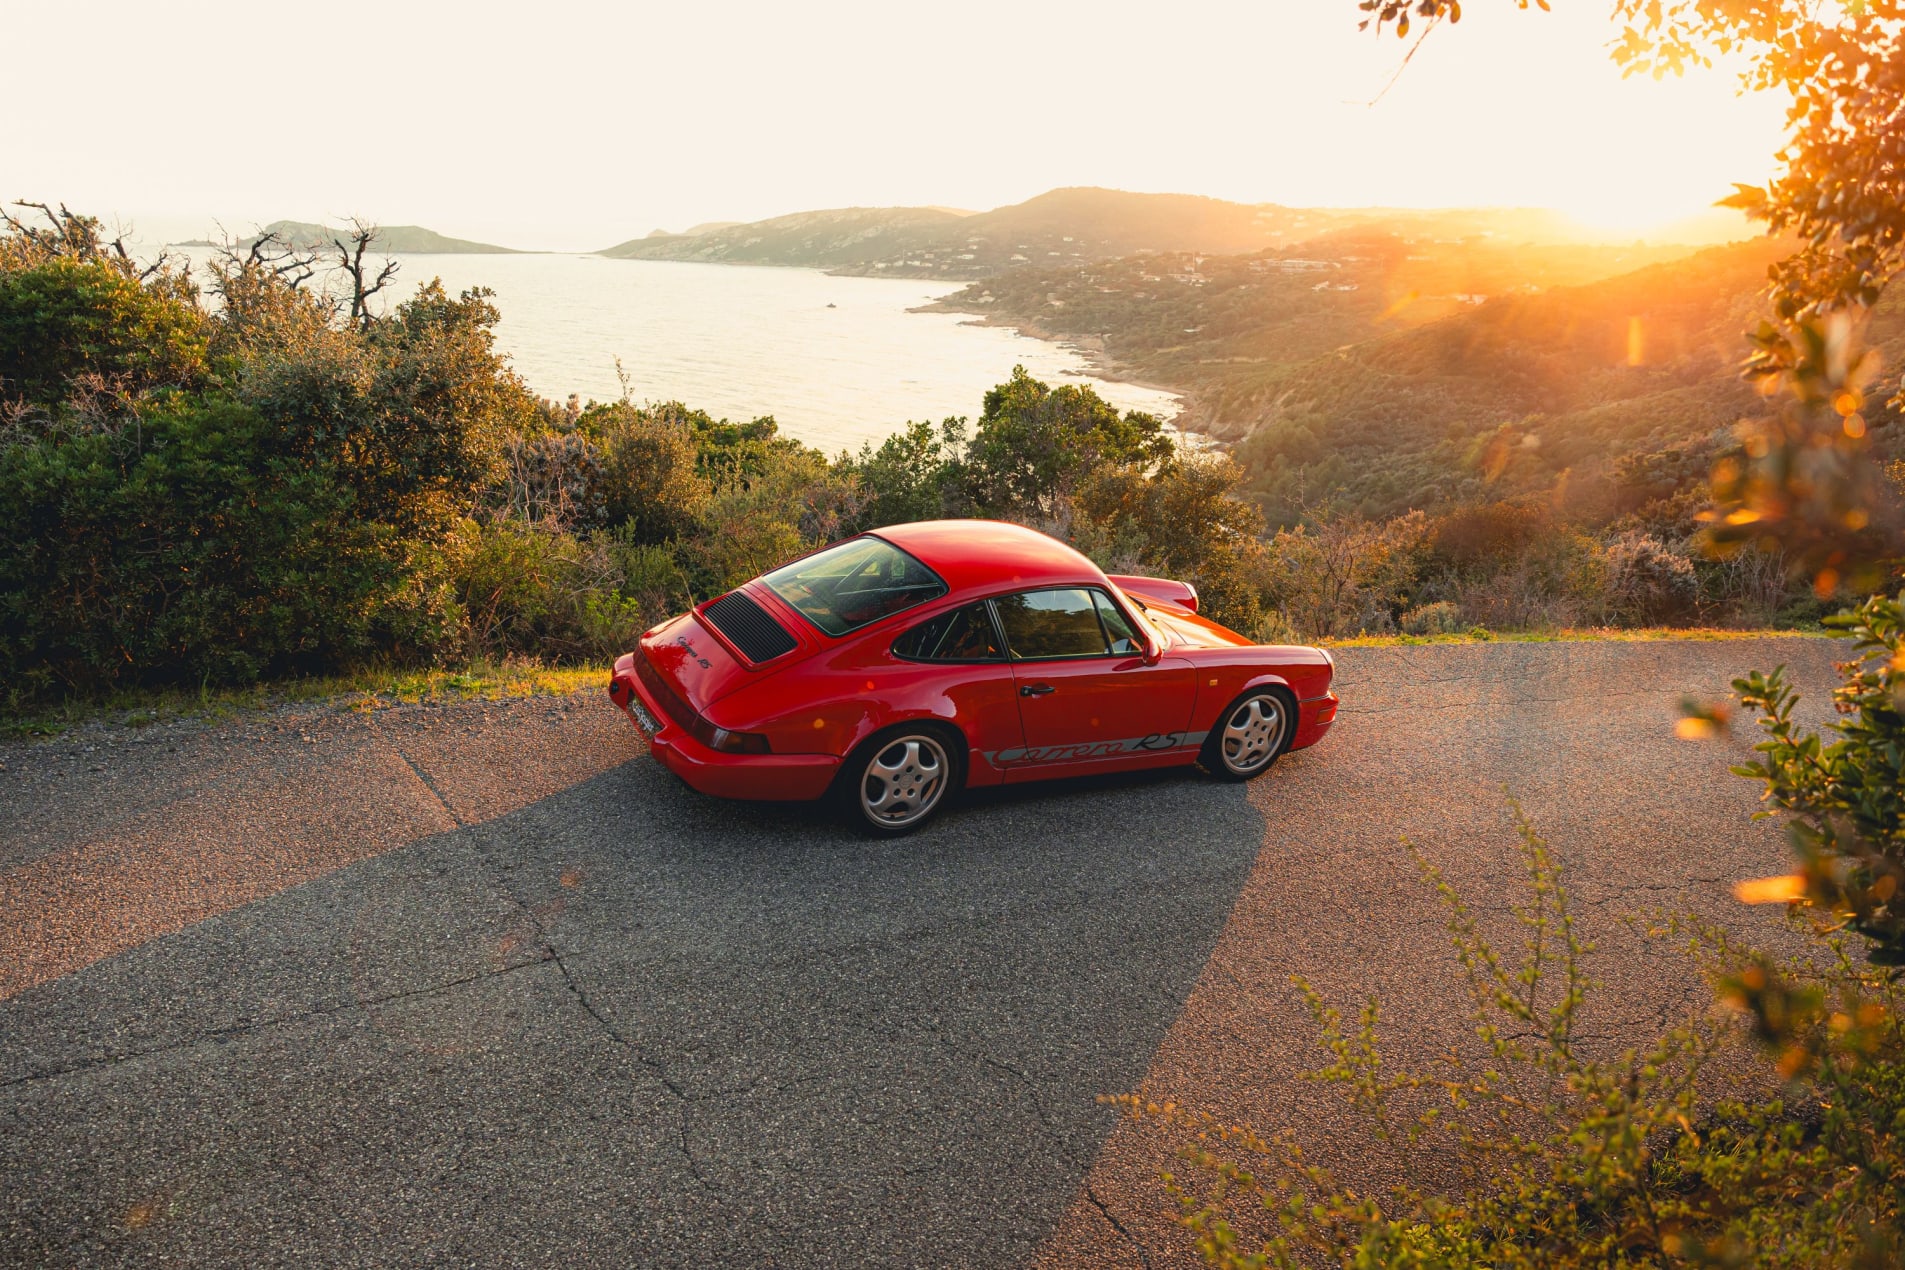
(706, 727, 771, 755)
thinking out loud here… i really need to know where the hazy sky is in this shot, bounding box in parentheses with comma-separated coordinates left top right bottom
(6, 0, 1786, 251)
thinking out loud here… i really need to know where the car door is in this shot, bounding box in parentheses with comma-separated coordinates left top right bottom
(887, 599, 1026, 787)
(991, 587, 1197, 779)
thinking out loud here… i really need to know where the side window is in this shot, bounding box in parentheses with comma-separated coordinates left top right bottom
(893, 602, 1004, 662)
(994, 589, 1111, 660)
(1093, 591, 1142, 655)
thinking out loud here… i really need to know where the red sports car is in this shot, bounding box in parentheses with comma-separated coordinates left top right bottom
(608, 520, 1337, 834)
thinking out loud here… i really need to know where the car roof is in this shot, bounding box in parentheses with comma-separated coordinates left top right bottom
(870, 520, 1105, 596)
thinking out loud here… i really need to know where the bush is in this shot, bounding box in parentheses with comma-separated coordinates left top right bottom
(1399, 599, 1464, 635)
(1731, 592, 1905, 963)
(1262, 512, 1427, 639)
(0, 395, 438, 695)
(0, 258, 208, 404)
(962, 365, 1174, 517)
(590, 402, 711, 539)
(445, 519, 642, 663)
(1602, 531, 1700, 625)
(1075, 453, 1272, 633)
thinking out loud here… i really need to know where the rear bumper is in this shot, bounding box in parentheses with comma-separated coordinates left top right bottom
(1291, 691, 1339, 751)
(608, 658, 840, 802)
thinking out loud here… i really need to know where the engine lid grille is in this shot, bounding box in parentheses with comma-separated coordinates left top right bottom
(702, 590, 798, 664)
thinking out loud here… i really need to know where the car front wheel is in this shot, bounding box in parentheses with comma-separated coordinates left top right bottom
(1200, 688, 1294, 782)
(839, 725, 962, 835)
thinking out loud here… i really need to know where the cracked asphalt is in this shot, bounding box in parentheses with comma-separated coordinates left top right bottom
(0, 637, 1846, 1268)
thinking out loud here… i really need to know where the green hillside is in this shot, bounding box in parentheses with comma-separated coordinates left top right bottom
(936, 233, 1905, 530)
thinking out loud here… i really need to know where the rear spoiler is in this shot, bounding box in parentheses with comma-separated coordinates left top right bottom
(1107, 574, 1198, 613)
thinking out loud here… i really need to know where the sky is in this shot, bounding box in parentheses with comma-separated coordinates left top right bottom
(4, 0, 1787, 252)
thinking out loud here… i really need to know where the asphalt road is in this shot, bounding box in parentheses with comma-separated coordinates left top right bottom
(0, 637, 1845, 1268)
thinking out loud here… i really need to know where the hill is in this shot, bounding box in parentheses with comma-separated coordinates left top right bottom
(932, 232, 1905, 530)
(241, 221, 522, 254)
(593, 188, 1643, 280)
(597, 206, 968, 270)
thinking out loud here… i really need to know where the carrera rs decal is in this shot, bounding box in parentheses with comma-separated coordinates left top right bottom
(985, 730, 1208, 766)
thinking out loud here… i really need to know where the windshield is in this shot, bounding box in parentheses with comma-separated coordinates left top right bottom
(761, 536, 948, 636)
(1113, 586, 1170, 650)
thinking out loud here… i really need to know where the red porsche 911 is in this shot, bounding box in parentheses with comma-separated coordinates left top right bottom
(608, 520, 1337, 834)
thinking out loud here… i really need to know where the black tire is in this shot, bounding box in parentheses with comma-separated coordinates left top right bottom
(834, 722, 967, 836)
(1199, 686, 1297, 782)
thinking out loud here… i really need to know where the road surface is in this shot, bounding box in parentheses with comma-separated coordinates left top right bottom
(0, 637, 1840, 1267)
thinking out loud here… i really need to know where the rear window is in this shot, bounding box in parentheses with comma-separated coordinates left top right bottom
(762, 536, 947, 637)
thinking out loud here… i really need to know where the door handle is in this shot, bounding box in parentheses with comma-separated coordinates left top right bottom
(1019, 683, 1056, 697)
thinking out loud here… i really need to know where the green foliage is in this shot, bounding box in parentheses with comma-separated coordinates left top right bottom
(589, 402, 712, 539)
(1400, 600, 1463, 635)
(1704, 315, 1905, 596)
(0, 258, 208, 404)
(1261, 512, 1427, 639)
(849, 416, 969, 526)
(1609, 0, 1905, 365)
(444, 518, 641, 663)
(962, 365, 1174, 517)
(0, 395, 451, 697)
(1075, 454, 1270, 631)
(1732, 593, 1905, 966)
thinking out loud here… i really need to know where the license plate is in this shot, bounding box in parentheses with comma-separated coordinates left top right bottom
(630, 699, 660, 734)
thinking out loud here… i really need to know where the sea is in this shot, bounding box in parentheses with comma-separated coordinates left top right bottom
(163, 248, 1182, 454)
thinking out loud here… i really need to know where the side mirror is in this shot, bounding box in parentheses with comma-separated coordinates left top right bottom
(1141, 636, 1163, 667)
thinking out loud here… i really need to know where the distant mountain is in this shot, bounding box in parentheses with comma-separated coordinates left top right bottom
(241, 221, 522, 254)
(596, 189, 1351, 277)
(594, 188, 1716, 280)
(597, 206, 969, 270)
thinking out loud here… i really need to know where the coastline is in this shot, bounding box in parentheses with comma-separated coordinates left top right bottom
(912, 296, 1208, 437)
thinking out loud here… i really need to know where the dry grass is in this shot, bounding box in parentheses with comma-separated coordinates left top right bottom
(1, 659, 610, 741)
(1322, 625, 1833, 650)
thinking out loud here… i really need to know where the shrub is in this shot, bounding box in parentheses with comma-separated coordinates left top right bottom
(607, 532, 695, 617)
(1731, 592, 1905, 964)
(445, 519, 641, 662)
(962, 365, 1174, 517)
(1602, 531, 1700, 625)
(0, 258, 208, 404)
(0, 395, 434, 695)
(589, 402, 712, 539)
(847, 416, 968, 527)
(1399, 599, 1463, 635)
(1263, 512, 1426, 639)
(1075, 453, 1272, 633)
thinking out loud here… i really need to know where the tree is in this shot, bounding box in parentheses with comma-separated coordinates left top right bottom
(962, 365, 1174, 517)
(333, 218, 400, 330)
(847, 416, 968, 527)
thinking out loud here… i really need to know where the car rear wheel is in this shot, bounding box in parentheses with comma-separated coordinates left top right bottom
(839, 725, 963, 836)
(1200, 687, 1294, 782)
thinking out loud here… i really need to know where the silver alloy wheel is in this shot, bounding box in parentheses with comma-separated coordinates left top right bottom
(860, 733, 950, 829)
(1220, 695, 1286, 776)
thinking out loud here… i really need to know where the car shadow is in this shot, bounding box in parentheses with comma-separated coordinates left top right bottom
(1, 748, 1268, 1267)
